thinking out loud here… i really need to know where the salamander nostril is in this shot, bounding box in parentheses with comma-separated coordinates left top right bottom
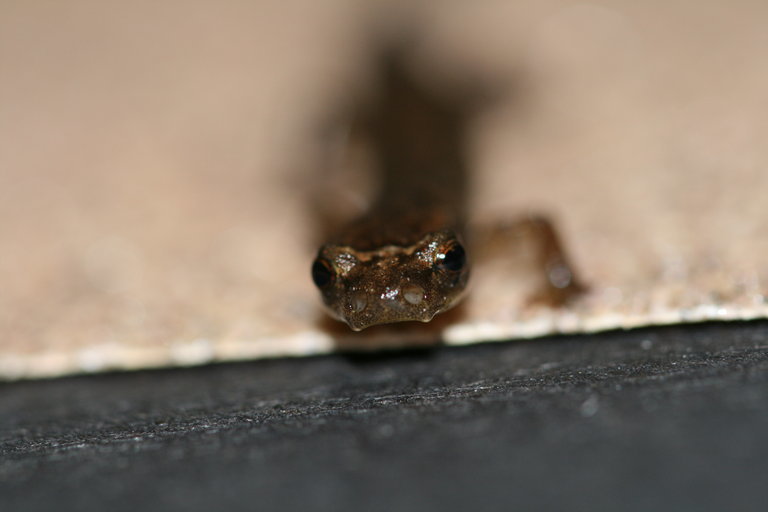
(350, 293, 368, 313)
(403, 284, 425, 305)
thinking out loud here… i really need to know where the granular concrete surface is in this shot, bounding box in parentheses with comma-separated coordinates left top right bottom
(1, 321, 767, 512)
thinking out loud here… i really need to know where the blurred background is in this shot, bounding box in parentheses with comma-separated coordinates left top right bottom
(1, 0, 767, 379)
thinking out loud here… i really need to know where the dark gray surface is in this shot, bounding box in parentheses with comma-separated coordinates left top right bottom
(1, 321, 768, 512)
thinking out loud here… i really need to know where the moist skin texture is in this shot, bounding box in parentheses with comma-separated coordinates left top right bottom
(312, 55, 471, 331)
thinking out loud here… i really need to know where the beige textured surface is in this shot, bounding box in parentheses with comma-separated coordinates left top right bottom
(1, 1, 767, 379)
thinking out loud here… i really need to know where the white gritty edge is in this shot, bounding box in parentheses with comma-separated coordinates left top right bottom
(0, 331, 336, 382)
(2, 307, 768, 381)
(444, 305, 768, 345)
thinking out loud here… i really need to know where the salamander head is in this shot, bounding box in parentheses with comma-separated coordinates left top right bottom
(311, 230, 469, 331)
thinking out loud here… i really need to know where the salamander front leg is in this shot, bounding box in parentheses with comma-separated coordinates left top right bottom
(473, 214, 585, 308)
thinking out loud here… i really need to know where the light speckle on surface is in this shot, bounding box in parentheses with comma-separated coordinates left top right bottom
(580, 395, 600, 418)
(381, 288, 400, 301)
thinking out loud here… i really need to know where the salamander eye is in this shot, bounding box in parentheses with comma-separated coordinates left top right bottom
(435, 243, 466, 273)
(311, 257, 335, 288)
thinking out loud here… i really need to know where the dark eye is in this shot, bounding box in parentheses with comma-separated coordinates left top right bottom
(436, 243, 466, 273)
(311, 257, 335, 288)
